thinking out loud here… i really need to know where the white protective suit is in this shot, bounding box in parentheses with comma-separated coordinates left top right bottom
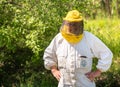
(43, 31, 113, 87)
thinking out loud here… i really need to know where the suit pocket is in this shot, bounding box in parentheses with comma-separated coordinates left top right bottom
(76, 56, 92, 72)
(57, 54, 67, 69)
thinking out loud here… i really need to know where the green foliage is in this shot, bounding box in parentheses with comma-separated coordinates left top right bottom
(0, 0, 120, 87)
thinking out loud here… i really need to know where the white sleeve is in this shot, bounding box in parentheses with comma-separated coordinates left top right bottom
(43, 36, 58, 70)
(88, 32, 113, 72)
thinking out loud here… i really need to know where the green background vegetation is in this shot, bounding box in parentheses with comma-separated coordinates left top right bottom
(0, 0, 120, 87)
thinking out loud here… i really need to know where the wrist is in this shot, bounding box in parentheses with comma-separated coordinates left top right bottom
(96, 69, 102, 74)
(50, 66, 57, 72)
(94, 69, 102, 78)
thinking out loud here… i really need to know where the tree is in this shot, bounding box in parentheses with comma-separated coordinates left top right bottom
(101, 0, 112, 17)
(116, 0, 120, 17)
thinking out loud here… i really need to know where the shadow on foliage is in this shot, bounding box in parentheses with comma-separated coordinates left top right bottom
(0, 47, 34, 87)
(95, 72, 120, 87)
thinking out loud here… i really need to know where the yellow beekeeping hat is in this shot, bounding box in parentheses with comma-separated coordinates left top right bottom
(63, 10, 83, 22)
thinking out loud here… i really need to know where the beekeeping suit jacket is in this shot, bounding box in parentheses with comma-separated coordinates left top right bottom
(43, 31, 113, 87)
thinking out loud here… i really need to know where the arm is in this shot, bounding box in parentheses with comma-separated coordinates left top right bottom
(85, 32, 113, 81)
(43, 34, 62, 81)
(43, 36, 58, 70)
(91, 35, 113, 72)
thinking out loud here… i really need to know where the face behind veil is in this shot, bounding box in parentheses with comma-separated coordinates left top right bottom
(60, 20, 84, 36)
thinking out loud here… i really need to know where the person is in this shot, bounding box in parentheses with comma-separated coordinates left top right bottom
(43, 10, 113, 87)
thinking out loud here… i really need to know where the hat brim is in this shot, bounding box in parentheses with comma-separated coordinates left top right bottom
(63, 18, 83, 22)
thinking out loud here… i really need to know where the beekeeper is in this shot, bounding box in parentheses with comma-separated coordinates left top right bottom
(43, 10, 113, 87)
